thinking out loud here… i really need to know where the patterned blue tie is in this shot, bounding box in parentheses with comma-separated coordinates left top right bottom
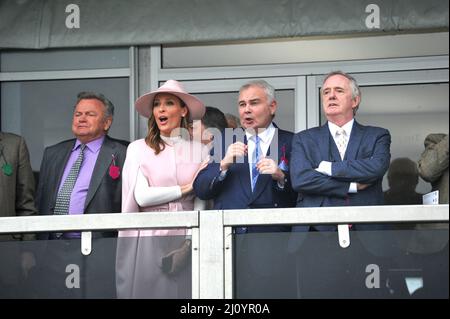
(54, 144, 86, 215)
(251, 135, 261, 191)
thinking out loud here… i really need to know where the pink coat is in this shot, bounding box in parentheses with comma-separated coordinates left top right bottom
(119, 138, 208, 237)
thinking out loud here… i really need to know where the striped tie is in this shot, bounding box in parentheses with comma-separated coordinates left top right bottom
(54, 144, 86, 215)
(251, 135, 261, 191)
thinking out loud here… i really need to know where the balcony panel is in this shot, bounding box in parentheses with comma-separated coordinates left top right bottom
(233, 224, 448, 299)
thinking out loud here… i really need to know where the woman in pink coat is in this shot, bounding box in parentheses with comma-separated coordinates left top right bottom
(116, 80, 208, 298)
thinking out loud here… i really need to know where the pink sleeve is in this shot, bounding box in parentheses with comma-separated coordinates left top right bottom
(121, 141, 140, 213)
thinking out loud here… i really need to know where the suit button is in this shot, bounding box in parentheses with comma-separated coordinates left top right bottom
(274, 203, 278, 207)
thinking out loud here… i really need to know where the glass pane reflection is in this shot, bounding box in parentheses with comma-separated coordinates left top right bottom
(0, 234, 191, 299)
(234, 224, 448, 299)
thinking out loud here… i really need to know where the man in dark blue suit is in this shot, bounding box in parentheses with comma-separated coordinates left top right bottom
(194, 80, 297, 298)
(289, 71, 391, 298)
(194, 80, 296, 214)
(291, 71, 390, 214)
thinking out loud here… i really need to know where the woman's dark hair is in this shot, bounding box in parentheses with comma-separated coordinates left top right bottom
(202, 106, 228, 131)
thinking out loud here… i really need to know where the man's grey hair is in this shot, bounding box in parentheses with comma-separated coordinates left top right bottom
(239, 80, 276, 104)
(322, 71, 361, 114)
(76, 91, 115, 118)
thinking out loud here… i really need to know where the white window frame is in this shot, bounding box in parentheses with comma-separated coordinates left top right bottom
(306, 69, 450, 128)
(147, 45, 448, 134)
(0, 47, 138, 141)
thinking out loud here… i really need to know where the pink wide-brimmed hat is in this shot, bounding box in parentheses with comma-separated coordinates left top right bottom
(135, 79, 205, 120)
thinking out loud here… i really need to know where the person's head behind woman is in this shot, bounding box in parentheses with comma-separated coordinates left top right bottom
(135, 80, 205, 154)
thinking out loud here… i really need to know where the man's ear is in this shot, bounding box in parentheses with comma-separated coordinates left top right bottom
(104, 117, 113, 131)
(269, 100, 278, 116)
(352, 96, 361, 110)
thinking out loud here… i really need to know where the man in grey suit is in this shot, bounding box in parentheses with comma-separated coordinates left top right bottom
(36, 92, 128, 222)
(0, 132, 37, 297)
(35, 92, 128, 298)
(0, 132, 36, 220)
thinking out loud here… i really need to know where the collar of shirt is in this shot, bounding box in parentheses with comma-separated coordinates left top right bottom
(245, 122, 276, 145)
(328, 119, 354, 138)
(74, 135, 105, 154)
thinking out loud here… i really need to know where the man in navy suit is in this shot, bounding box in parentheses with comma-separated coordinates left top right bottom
(291, 71, 390, 210)
(194, 80, 296, 216)
(289, 71, 391, 298)
(194, 80, 297, 298)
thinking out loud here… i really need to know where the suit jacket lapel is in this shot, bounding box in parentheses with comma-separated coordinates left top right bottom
(329, 134, 342, 162)
(345, 121, 364, 160)
(84, 136, 114, 211)
(249, 124, 289, 202)
(52, 141, 75, 207)
(319, 123, 332, 161)
(238, 134, 252, 199)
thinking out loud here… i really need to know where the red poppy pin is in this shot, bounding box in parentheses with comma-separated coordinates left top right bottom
(109, 154, 120, 180)
(278, 144, 289, 171)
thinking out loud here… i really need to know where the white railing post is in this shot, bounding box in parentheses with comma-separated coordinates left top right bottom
(199, 210, 224, 299)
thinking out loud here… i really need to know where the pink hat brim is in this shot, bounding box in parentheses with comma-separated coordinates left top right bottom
(135, 81, 205, 120)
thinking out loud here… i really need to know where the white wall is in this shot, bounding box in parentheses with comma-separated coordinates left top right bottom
(163, 32, 449, 68)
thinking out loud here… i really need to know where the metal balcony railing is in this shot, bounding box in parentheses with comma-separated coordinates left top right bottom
(0, 205, 448, 299)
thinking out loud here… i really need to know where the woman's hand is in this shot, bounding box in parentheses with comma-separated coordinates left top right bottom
(180, 183, 194, 196)
(182, 157, 211, 196)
